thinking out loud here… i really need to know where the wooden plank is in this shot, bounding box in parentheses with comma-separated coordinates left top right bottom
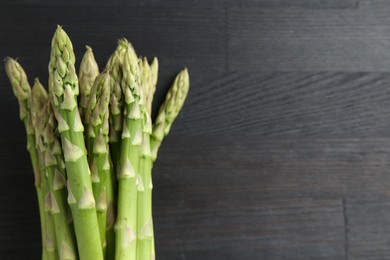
(154, 198, 345, 259)
(158, 249, 345, 260)
(230, 0, 358, 9)
(345, 198, 390, 259)
(170, 71, 390, 136)
(228, 2, 390, 71)
(152, 137, 390, 202)
(1, 0, 227, 7)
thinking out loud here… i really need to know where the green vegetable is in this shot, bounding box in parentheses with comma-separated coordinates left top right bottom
(5, 25, 190, 260)
(87, 71, 115, 256)
(146, 58, 158, 115)
(48, 26, 103, 260)
(151, 68, 190, 161)
(138, 67, 190, 260)
(79, 46, 99, 155)
(106, 40, 127, 178)
(79, 46, 99, 123)
(31, 80, 59, 260)
(115, 41, 143, 260)
(4, 58, 48, 260)
(136, 58, 154, 260)
(33, 79, 78, 260)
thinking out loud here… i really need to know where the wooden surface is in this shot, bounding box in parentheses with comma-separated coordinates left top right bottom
(1, 0, 390, 259)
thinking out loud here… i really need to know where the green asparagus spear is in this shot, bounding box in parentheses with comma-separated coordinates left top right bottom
(136, 58, 154, 260)
(145, 57, 158, 260)
(146, 58, 158, 115)
(30, 80, 58, 260)
(79, 46, 99, 155)
(34, 79, 78, 260)
(150, 68, 190, 161)
(104, 41, 128, 259)
(48, 26, 103, 260)
(106, 40, 127, 178)
(87, 71, 115, 256)
(149, 68, 189, 259)
(4, 57, 48, 260)
(79, 46, 99, 121)
(115, 41, 143, 260)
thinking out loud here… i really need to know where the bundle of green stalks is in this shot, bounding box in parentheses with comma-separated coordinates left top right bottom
(5, 25, 189, 260)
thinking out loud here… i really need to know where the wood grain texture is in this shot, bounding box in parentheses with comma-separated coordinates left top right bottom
(153, 137, 390, 200)
(228, 1, 390, 71)
(346, 199, 390, 259)
(154, 198, 345, 259)
(1, 0, 390, 259)
(152, 137, 390, 259)
(173, 71, 390, 136)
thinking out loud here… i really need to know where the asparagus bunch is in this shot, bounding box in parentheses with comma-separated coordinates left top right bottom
(5, 26, 189, 260)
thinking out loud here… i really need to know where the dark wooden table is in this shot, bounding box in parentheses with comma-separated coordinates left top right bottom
(1, 0, 390, 259)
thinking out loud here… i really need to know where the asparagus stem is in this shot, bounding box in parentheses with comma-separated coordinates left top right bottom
(105, 167, 117, 260)
(4, 57, 48, 260)
(30, 80, 59, 260)
(148, 57, 159, 260)
(79, 46, 99, 156)
(148, 68, 190, 257)
(104, 41, 128, 260)
(106, 41, 127, 178)
(137, 150, 153, 260)
(34, 79, 78, 260)
(87, 71, 115, 255)
(150, 68, 190, 161)
(147, 58, 158, 115)
(115, 41, 143, 260)
(136, 58, 154, 260)
(48, 26, 103, 260)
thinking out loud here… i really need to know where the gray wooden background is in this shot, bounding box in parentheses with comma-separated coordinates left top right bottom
(1, 0, 390, 259)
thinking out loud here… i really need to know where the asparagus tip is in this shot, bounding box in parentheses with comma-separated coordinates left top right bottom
(4, 57, 31, 102)
(32, 78, 48, 98)
(117, 37, 128, 45)
(4, 56, 11, 64)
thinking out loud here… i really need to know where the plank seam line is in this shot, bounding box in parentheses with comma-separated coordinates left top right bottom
(342, 198, 349, 260)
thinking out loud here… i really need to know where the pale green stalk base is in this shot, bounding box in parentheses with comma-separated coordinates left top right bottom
(59, 108, 104, 260)
(91, 152, 108, 252)
(105, 154, 116, 260)
(151, 237, 155, 260)
(27, 130, 48, 260)
(36, 186, 48, 260)
(41, 163, 58, 260)
(48, 156, 77, 260)
(115, 116, 141, 260)
(136, 156, 153, 260)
